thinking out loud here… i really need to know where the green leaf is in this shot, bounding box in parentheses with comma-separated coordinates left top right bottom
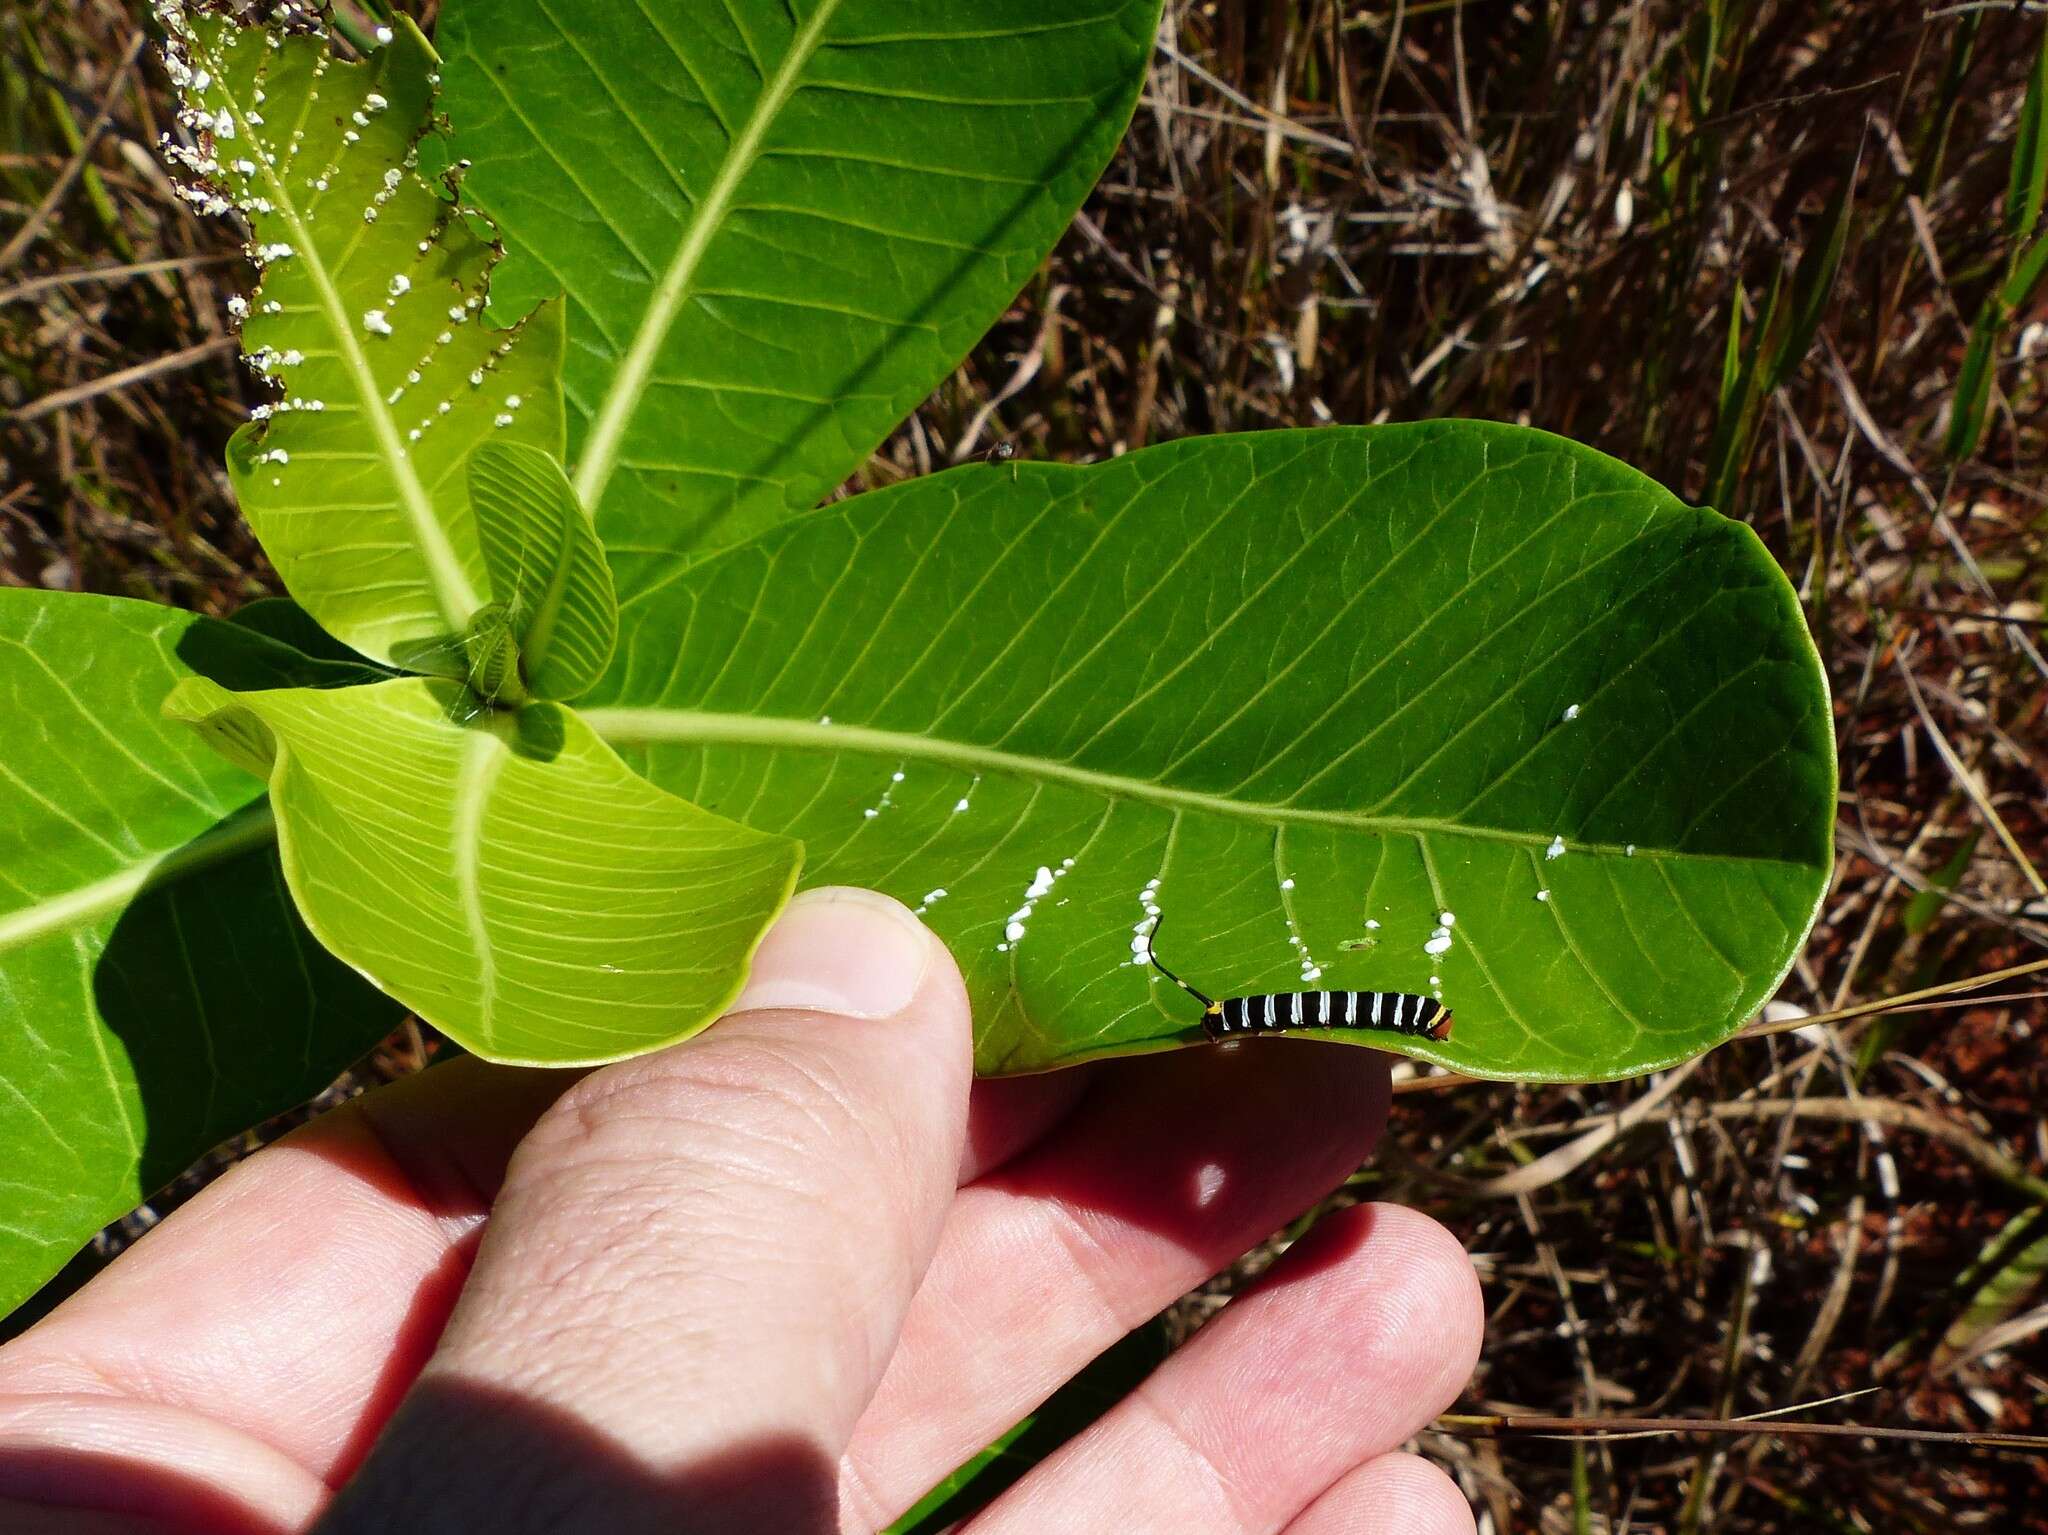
(0, 590, 397, 1316)
(1944, 302, 2000, 462)
(1702, 261, 1781, 511)
(1902, 831, 1977, 936)
(584, 424, 1836, 1082)
(468, 443, 618, 701)
(1998, 226, 2048, 312)
(163, 678, 802, 1066)
(887, 1319, 1171, 1533)
(164, 10, 564, 668)
(1766, 161, 1856, 394)
(432, 0, 1159, 585)
(2007, 22, 2048, 244)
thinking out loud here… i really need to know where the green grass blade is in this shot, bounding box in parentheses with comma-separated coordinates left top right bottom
(1944, 303, 2001, 461)
(1767, 160, 1858, 394)
(2006, 21, 2048, 242)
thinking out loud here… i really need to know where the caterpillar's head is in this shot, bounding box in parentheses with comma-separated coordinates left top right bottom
(1428, 1009, 1454, 1042)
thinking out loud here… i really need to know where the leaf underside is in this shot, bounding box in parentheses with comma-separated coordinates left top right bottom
(585, 423, 1837, 1081)
(467, 442, 618, 701)
(164, 678, 803, 1066)
(0, 591, 396, 1317)
(434, 0, 1161, 585)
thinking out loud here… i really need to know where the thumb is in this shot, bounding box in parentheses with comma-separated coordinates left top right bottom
(321, 888, 972, 1534)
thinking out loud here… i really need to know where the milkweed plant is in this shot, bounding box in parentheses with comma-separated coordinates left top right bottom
(0, 0, 1834, 1332)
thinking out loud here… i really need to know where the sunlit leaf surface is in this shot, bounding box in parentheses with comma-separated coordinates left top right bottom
(166, 10, 563, 667)
(166, 678, 801, 1065)
(586, 424, 1836, 1080)
(434, 0, 1160, 585)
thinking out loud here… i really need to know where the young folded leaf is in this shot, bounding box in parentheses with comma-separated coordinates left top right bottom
(162, 6, 563, 668)
(467, 443, 618, 701)
(163, 677, 802, 1066)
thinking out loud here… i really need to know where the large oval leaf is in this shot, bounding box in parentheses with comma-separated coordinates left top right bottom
(0, 591, 396, 1316)
(434, 0, 1160, 585)
(164, 678, 802, 1066)
(584, 424, 1836, 1080)
(166, 12, 563, 668)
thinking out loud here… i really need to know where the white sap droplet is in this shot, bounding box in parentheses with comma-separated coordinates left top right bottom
(1424, 933, 1453, 956)
(1626, 844, 1636, 856)
(1005, 921, 1026, 943)
(388, 274, 411, 299)
(375, 24, 394, 43)
(1279, 877, 1295, 891)
(362, 309, 393, 336)
(494, 412, 516, 427)
(1439, 911, 1455, 927)
(1545, 835, 1566, 860)
(953, 798, 970, 813)
(1364, 919, 1380, 930)
(1562, 703, 1581, 722)
(1535, 889, 1551, 902)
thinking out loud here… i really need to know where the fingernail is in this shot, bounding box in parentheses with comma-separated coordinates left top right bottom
(729, 888, 933, 1021)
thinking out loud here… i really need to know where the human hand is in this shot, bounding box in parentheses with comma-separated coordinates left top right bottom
(0, 888, 1482, 1533)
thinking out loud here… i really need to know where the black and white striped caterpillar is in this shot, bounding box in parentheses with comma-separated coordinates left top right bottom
(1143, 914, 1453, 1043)
(1202, 988, 1451, 1041)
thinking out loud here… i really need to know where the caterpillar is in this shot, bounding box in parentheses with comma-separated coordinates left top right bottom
(1143, 914, 1453, 1043)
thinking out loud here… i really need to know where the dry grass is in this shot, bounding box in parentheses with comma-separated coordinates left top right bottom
(6, 0, 2048, 1530)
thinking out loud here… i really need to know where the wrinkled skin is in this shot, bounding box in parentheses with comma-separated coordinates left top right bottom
(0, 888, 1482, 1534)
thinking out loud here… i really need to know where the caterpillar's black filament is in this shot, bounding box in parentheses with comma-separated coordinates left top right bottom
(1142, 913, 1454, 1044)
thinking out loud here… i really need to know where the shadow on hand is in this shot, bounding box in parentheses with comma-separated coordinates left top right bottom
(978, 1037, 1392, 1277)
(0, 1449, 292, 1535)
(317, 1381, 839, 1535)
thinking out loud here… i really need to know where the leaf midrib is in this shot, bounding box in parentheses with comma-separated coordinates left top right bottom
(0, 804, 278, 954)
(199, 23, 479, 630)
(452, 729, 505, 1044)
(579, 708, 1803, 868)
(569, 0, 845, 514)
